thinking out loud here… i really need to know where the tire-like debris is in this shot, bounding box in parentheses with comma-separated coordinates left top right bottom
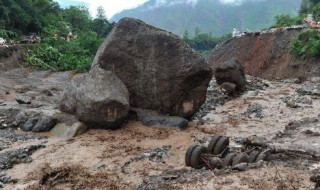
(190, 146, 207, 169)
(185, 144, 199, 167)
(249, 150, 261, 163)
(213, 137, 229, 155)
(207, 136, 221, 154)
(256, 152, 268, 162)
(222, 153, 237, 168)
(232, 153, 249, 167)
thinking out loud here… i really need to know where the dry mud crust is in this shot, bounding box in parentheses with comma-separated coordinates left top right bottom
(25, 163, 123, 190)
(136, 166, 313, 190)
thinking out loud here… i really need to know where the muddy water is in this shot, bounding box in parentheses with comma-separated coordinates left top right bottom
(3, 78, 320, 189)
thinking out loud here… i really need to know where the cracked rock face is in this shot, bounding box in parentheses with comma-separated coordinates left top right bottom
(91, 17, 213, 119)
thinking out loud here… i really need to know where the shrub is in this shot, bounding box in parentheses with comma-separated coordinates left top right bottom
(26, 33, 102, 72)
(291, 29, 320, 58)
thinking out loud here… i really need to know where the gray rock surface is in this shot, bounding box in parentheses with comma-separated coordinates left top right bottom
(91, 17, 213, 118)
(60, 68, 130, 129)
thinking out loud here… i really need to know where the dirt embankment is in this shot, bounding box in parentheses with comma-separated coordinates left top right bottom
(205, 29, 320, 79)
(0, 45, 37, 71)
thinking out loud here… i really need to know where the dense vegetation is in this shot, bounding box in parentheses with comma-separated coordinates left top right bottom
(182, 30, 231, 55)
(291, 30, 320, 58)
(286, 0, 320, 59)
(0, 0, 114, 72)
(112, 0, 301, 36)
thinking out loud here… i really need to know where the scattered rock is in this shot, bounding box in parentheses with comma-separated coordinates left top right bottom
(192, 78, 229, 122)
(214, 58, 246, 92)
(310, 175, 320, 189)
(91, 17, 213, 118)
(21, 117, 39, 131)
(286, 100, 299, 108)
(51, 122, 88, 138)
(141, 115, 188, 130)
(60, 67, 129, 129)
(246, 103, 263, 118)
(302, 129, 320, 136)
(32, 116, 58, 132)
(0, 144, 45, 170)
(219, 82, 236, 96)
(297, 84, 320, 96)
(122, 146, 171, 173)
(92, 163, 106, 170)
(15, 94, 33, 104)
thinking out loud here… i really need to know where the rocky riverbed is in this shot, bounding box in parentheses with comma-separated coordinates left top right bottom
(0, 63, 319, 189)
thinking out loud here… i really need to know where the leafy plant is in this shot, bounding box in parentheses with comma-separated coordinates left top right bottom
(291, 29, 320, 58)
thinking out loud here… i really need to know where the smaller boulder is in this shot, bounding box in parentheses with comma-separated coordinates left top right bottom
(32, 116, 58, 132)
(51, 122, 88, 138)
(219, 82, 236, 96)
(15, 94, 33, 104)
(21, 117, 39, 131)
(214, 59, 246, 92)
(131, 108, 188, 129)
(60, 67, 130, 129)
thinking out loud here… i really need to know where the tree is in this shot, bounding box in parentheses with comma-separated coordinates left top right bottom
(96, 6, 107, 20)
(62, 6, 92, 33)
(274, 14, 296, 27)
(91, 6, 113, 37)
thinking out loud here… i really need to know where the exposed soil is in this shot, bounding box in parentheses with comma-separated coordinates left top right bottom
(205, 29, 320, 79)
(0, 46, 319, 189)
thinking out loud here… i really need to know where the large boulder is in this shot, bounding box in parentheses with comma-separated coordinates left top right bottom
(91, 17, 213, 118)
(214, 59, 246, 92)
(60, 68, 130, 129)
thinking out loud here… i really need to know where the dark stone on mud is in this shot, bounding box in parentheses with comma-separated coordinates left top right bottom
(297, 84, 320, 96)
(246, 103, 263, 118)
(219, 82, 236, 96)
(13, 111, 34, 128)
(141, 115, 188, 129)
(0, 128, 46, 142)
(21, 117, 39, 131)
(91, 17, 213, 119)
(310, 175, 320, 188)
(60, 67, 129, 129)
(131, 108, 188, 129)
(32, 116, 58, 132)
(0, 144, 45, 170)
(214, 59, 246, 92)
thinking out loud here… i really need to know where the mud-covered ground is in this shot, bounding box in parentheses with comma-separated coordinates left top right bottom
(0, 62, 320, 189)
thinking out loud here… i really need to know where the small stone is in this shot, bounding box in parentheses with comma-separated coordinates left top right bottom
(15, 94, 33, 104)
(92, 163, 106, 170)
(286, 101, 299, 108)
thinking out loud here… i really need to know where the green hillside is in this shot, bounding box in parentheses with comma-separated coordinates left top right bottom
(112, 0, 301, 36)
